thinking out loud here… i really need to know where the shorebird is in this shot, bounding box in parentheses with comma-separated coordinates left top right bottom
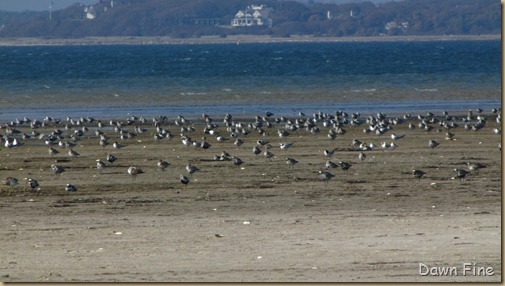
(51, 164, 65, 175)
(232, 156, 244, 166)
(323, 149, 336, 157)
(264, 150, 275, 159)
(325, 160, 338, 169)
(234, 138, 244, 147)
(391, 133, 404, 140)
(65, 183, 77, 192)
(279, 142, 294, 150)
(412, 169, 426, 181)
(180, 174, 190, 188)
(285, 157, 298, 168)
(466, 162, 486, 174)
(27, 178, 39, 190)
(113, 141, 124, 149)
(252, 146, 262, 156)
(428, 139, 439, 149)
(157, 159, 170, 171)
(48, 147, 59, 157)
(453, 168, 470, 181)
(3, 177, 18, 186)
(339, 161, 352, 172)
(106, 154, 117, 164)
(68, 148, 80, 157)
(319, 171, 335, 185)
(358, 152, 366, 162)
(127, 166, 144, 181)
(96, 159, 108, 173)
(186, 163, 200, 174)
(256, 139, 269, 146)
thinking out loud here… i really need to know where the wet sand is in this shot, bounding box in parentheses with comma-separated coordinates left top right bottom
(0, 110, 501, 282)
(0, 34, 500, 46)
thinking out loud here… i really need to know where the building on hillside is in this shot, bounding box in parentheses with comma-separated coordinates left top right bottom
(231, 5, 273, 27)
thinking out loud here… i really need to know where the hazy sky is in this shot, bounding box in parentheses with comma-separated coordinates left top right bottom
(0, 0, 397, 12)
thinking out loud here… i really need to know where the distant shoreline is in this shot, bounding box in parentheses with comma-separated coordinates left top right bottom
(0, 34, 500, 46)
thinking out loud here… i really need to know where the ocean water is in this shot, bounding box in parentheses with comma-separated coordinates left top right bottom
(0, 40, 500, 120)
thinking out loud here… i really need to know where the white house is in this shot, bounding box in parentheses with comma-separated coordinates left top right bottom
(231, 5, 272, 27)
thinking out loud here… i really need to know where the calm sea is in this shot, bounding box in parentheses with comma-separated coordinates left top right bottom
(0, 40, 500, 120)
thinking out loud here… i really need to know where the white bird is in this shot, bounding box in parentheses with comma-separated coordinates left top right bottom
(279, 142, 294, 150)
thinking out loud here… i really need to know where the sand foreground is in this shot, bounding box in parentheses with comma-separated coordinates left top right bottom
(0, 110, 501, 282)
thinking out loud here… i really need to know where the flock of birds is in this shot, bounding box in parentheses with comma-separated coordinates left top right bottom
(0, 107, 501, 193)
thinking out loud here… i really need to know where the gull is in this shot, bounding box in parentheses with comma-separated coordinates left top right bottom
(51, 164, 65, 175)
(323, 149, 336, 157)
(234, 138, 244, 147)
(186, 164, 200, 174)
(113, 141, 124, 149)
(127, 166, 144, 181)
(68, 148, 80, 157)
(319, 171, 335, 185)
(428, 139, 439, 149)
(256, 139, 269, 146)
(96, 159, 108, 174)
(445, 132, 455, 140)
(157, 160, 170, 171)
(279, 142, 294, 150)
(65, 183, 77, 192)
(264, 150, 275, 159)
(412, 169, 425, 181)
(391, 133, 404, 140)
(325, 160, 339, 169)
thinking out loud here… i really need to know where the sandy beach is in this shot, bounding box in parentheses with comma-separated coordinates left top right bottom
(0, 109, 501, 282)
(0, 34, 500, 46)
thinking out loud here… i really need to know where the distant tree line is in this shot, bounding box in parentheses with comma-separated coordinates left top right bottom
(0, 0, 499, 38)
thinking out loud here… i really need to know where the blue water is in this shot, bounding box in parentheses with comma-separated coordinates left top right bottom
(0, 40, 501, 120)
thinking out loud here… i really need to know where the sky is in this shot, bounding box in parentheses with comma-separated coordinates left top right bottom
(0, 0, 397, 12)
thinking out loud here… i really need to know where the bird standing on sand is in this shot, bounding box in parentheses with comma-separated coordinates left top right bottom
(27, 178, 39, 190)
(285, 157, 298, 168)
(68, 148, 80, 157)
(453, 168, 470, 181)
(319, 171, 335, 185)
(51, 164, 65, 175)
(325, 160, 338, 169)
(412, 169, 426, 181)
(96, 159, 107, 173)
(65, 183, 77, 192)
(180, 174, 190, 187)
(127, 166, 144, 181)
(48, 147, 59, 157)
(339, 161, 352, 172)
(358, 152, 366, 162)
(186, 164, 200, 174)
(279, 142, 294, 150)
(324, 149, 335, 157)
(428, 139, 439, 149)
(106, 154, 117, 164)
(157, 159, 170, 171)
(232, 156, 244, 166)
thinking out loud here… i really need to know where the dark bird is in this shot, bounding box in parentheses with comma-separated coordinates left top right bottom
(325, 160, 339, 169)
(106, 153, 117, 164)
(428, 139, 439, 149)
(358, 152, 366, 162)
(96, 159, 108, 173)
(319, 171, 335, 185)
(27, 178, 39, 190)
(232, 156, 244, 166)
(339, 161, 352, 172)
(157, 159, 170, 171)
(186, 163, 200, 174)
(127, 166, 144, 181)
(285, 157, 298, 168)
(454, 168, 470, 181)
(412, 169, 426, 181)
(180, 174, 190, 187)
(51, 164, 65, 175)
(48, 147, 59, 157)
(65, 183, 77, 192)
(3, 177, 18, 186)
